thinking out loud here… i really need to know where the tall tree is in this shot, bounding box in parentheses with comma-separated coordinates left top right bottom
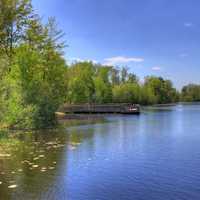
(121, 66, 128, 83)
(181, 84, 200, 102)
(127, 72, 138, 84)
(112, 83, 141, 103)
(144, 76, 178, 104)
(0, 0, 33, 59)
(1, 10, 68, 128)
(67, 62, 95, 104)
(111, 67, 120, 86)
(94, 66, 112, 103)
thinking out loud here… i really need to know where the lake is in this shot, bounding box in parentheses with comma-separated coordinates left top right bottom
(0, 104, 200, 200)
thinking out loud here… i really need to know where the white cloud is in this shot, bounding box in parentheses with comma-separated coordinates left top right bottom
(184, 23, 193, 27)
(152, 66, 161, 71)
(103, 56, 144, 66)
(68, 56, 144, 66)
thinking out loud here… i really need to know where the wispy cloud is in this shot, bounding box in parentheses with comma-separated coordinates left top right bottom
(68, 56, 144, 66)
(179, 53, 188, 58)
(152, 66, 161, 71)
(184, 22, 193, 27)
(69, 57, 98, 64)
(103, 56, 144, 66)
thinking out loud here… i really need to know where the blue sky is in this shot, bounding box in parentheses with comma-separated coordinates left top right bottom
(32, 0, 200, 89)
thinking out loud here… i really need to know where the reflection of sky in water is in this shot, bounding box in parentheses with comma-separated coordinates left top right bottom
(1, 104, 200, 200)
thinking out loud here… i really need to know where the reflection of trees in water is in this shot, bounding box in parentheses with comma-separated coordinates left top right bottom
(67, 128, 94, 144)
(0, 128, 70, 200)
(0, 125, 97, 199)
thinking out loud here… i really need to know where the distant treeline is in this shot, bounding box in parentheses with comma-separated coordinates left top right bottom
(66, 62, 179, 105)
(0, 0, 199, 129)
(67, 62, 200, 104)
(181, 84, 200, 102)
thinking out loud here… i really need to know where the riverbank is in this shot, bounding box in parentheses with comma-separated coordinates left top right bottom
(1, 102, 199, 131)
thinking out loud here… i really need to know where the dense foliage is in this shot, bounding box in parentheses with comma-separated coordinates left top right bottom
(0, 0, 67, 129)
(181, 84, 200, 102)
(66, 64, 179, 105)
(0, 0, 199, 129)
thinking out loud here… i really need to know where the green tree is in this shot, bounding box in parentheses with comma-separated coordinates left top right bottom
(1, 12, 68, 129)
(181, 84, 200, 102)
(121, 66, 128, 83)
(0, 0, 33, 59)
(140, 85, 157, 105)
(112, 83, 141, 103)
(111, 67, 120, 86)
(127, 72, 138, 84)
(67, 62, 95, 103)
(94, 66, 112, 103)
(144, 76, 178, 104)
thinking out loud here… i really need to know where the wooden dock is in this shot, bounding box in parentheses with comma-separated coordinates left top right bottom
(61, 104, 140, 114)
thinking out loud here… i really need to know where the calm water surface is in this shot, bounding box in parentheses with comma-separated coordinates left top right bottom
(0, 104, 200, 200)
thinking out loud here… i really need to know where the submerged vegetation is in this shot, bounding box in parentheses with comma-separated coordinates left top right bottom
(0, 0, 199, 129)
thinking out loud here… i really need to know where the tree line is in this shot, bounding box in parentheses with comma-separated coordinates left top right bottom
(66, 62, 180, 105)
(0, 0, 199, 129)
